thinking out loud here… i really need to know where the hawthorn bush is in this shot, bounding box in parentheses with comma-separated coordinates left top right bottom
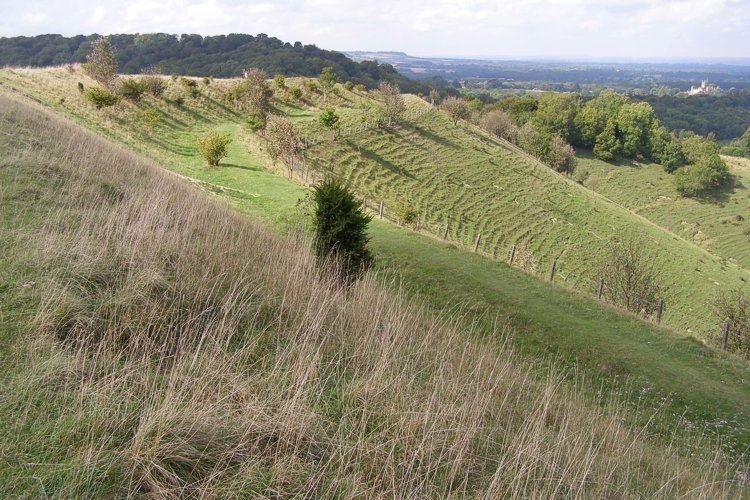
(196, 131, 232, 167)
(85, 87, 118, 109)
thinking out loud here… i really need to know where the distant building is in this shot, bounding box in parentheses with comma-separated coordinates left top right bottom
(687, 80, 719, 96)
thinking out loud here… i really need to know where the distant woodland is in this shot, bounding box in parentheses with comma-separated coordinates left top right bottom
(637, 92, 750, 140)
(0, 33, 437, 94)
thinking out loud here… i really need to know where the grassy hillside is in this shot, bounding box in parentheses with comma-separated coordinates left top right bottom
(296, 94, 750, 338)
(576, 152, 750, 269)
(5, 89, 747, 497)
(2, 67, 750, 459)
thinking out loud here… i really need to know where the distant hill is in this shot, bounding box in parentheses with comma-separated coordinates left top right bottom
(0, 33, 436, 93)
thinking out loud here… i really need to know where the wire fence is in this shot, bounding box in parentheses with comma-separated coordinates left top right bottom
(283, 145, 737, 343)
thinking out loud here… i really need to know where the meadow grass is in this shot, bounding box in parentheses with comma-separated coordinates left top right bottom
(2, 68, 750, 459)
(3, 92, 747, 497)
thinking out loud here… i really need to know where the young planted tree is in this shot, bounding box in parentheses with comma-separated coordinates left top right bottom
(118, 78, 146, 101)
(312, 177, 373, 278)
(228, 68, 272, 114)
(288, 87, 303, 100)
(318, 66, 338, 99)
(266, 117, 304, 175)
(84, 87, 119, 109)
(319, 108, 340, 135)
(598, 237, 665, 317)
(440, 96, 469, 125)
(196, 131, 232, 167)
(83, 37, 118, 89)
(378, 81, 405, 123)
(714, 288, 750, 358)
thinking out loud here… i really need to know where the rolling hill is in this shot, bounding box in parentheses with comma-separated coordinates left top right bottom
(0, 33, 436, 93)
(3, 69, 750, 497)
(2, 66, 750, 460)
(2, 66, 750, 338)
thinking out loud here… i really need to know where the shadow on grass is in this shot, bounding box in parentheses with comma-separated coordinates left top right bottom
(344, 139, 415, 179)
(221, 162, 263, 172)
(695, 176, 745, 205)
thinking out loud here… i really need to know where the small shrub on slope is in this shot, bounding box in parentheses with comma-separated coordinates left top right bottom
(319, 108, 340, 131)
(312, 177, 372, 278)
(598, 237, 665, 318)
(288, 87, 302, 100)
(118, 78, 147, 101)
(85, 86, 118, 109)
(196, 131, 232, 167)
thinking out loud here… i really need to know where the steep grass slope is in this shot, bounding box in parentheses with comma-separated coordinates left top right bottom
(299, 98, 750, 339)
(2, 68, 750, 456)
(4, 68, 749, 337)
(5, 91, 747, 497)
(576, 152, 750, 269)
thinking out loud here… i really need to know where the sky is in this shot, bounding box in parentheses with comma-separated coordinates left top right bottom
(1, 0, 749, 60)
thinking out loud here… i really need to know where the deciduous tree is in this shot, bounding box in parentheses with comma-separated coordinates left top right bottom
(378, 81, 405, 123)
(83, 37, 118, 88)
(440, 96, 469, 125)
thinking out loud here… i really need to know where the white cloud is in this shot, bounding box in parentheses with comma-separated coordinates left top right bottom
(0, 0, 748, 58)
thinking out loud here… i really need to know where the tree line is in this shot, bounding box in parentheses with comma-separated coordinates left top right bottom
(465, 92, 732, 198)
(0, 33, 437, 94)
(636, 91, 750, 141)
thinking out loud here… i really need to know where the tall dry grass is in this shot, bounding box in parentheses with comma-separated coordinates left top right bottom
(0, 91, 745, 498)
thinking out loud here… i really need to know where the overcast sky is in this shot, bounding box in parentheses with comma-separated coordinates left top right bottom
(1, 0, 749, 60)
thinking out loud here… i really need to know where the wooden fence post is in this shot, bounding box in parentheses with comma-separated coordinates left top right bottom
(443, 224, 449, 240)
(379, 201, 384, 220)
(722, 320, 731, 350)
(416, 219, 421, 232)
(656, 299, 664, 325)
(509, 244, 516, 265)
(549, 260, 557, 282)
(473, 234, 481, 253)
(597, 278, 604, 300)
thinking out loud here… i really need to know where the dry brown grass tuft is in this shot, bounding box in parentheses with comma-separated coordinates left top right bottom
(1, 91, 745, 497)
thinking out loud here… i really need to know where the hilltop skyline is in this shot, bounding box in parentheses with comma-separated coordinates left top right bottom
(2, 0, 749, 60)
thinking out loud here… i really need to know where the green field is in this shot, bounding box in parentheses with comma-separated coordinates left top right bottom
(576, 152, 750, 269)
(2, 68, 750, 457)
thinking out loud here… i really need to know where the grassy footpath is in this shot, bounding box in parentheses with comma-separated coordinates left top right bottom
(1, 73, 749, 457)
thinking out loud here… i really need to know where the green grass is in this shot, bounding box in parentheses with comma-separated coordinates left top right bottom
(577, 151, 750, 269)
(2, 67, 750, 458)
(300, 96, 750, 337)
